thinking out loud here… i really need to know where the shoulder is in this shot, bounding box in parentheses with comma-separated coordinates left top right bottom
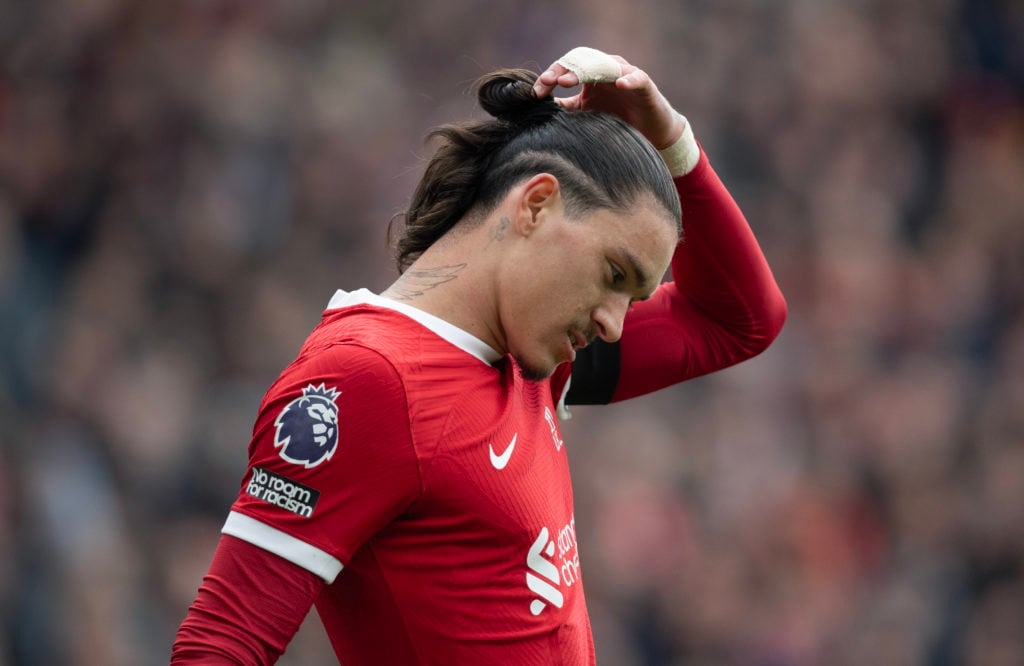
(276, 340, 406, 396)
(248, 341, 415, 471)
(304, 303, 423, 355)
(260, 341, 410, 435)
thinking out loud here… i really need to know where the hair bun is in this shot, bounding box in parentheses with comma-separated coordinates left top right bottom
(476, 68, 560, 128)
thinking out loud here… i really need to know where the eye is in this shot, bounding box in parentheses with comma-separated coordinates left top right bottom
(609, 262, 626, 285)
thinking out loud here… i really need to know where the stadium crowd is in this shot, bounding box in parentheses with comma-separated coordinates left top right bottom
(1, 0, 1022, 664)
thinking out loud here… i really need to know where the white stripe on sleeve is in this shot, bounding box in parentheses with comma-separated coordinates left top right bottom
(222, 510, 344, 583)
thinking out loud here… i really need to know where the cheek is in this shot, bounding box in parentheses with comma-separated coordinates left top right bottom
(500, 266, 556, 342)
(534, 260, 590, 306)
(512, 254, 568, 302)
(505, 236, 600, 330)
(504, 275, 571, 343)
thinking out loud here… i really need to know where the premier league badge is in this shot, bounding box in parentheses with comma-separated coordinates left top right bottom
(274, 384, 341, 468)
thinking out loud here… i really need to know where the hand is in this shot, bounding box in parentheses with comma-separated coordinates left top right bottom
(532, 51, 684, 150)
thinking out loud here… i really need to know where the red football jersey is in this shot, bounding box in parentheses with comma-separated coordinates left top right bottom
(225, 288, 593, 664)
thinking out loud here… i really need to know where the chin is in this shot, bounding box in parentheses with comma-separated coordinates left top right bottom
(513, 353, 557, 382)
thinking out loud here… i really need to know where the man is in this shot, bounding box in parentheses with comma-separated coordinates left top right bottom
(171, 47, 786, 664)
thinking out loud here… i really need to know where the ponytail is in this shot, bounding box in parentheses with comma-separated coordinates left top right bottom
(390, 68, 680, 273)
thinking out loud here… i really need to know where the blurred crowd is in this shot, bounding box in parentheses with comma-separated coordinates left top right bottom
(1, 0, 1022, 664)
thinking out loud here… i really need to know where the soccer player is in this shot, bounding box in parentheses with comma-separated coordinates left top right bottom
(171, 47, 787, 664)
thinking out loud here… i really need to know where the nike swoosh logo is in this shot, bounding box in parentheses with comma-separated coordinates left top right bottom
(489, 433, 517, 470)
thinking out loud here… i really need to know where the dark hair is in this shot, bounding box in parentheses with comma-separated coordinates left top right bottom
(390, 68, 682, 273)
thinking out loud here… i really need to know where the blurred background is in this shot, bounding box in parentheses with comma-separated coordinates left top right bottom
(1, 0, 1022, 664)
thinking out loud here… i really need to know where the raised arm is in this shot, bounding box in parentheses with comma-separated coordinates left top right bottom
(609, 150, 787, 401)
(538, 48, 786, 404)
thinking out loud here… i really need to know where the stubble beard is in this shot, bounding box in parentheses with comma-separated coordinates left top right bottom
(514, 353, 557, 383)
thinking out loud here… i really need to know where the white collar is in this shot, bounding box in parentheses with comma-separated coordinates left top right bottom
(325, 288, 504, 366)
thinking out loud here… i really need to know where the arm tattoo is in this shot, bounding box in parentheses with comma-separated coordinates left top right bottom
(389, 263, 467, 301)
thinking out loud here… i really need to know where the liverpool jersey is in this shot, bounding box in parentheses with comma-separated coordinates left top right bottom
(224, 288, 593, 664)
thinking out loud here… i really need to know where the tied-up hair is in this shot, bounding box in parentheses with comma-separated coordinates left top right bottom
(389, 68, 682, 273)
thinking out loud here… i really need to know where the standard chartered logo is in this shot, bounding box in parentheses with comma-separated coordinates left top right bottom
(526, 517, 580, 616)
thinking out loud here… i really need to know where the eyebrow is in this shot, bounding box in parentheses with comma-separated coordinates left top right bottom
(620, 249, 654, 300)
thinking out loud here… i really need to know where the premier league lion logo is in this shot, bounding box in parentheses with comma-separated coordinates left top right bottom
(274, 383, 341, 468)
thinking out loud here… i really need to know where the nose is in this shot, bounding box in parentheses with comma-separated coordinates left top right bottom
(591, 293, 631, 343)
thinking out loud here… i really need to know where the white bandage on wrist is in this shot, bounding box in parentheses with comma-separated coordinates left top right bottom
(659, 113, 701, 178)
(556, 46, 622, 84)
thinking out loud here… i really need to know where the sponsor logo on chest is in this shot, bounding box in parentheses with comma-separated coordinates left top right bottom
(526, 516, 580, 616)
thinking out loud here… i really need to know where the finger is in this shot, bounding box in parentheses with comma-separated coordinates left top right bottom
(533, 65, 561, 97)
(615, 68, 652, 91)
(606, 59, 650, 91)
(616, 62, 640, 78)
(538, 64, 567, 83)
(608, 56, 644, 81)
(556, 71, 580, 88)
(553, 94, 583, 111)
(533, 63, 578, 97)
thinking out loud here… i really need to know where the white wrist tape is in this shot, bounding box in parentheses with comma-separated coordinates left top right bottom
(556, 46, 622, 84)
(659, 113, 701, 177)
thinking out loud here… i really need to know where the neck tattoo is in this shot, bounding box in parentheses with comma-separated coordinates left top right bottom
(390, 263, 467, 301)
(489, 216, 510, 243)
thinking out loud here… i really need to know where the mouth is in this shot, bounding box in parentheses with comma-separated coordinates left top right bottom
(561, 328, 591, 363)
(569, 330, 589, 351)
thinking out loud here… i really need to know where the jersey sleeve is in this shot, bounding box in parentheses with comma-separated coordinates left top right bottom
(171, 535, 324, 665)
(570, 149, 787, 404)
(224, 342, 422, 582)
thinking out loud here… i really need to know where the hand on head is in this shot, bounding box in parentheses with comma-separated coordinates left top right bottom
(532, 47, 684, 151)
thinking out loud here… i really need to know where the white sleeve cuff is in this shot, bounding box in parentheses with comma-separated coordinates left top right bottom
(222, 510, 344, 583)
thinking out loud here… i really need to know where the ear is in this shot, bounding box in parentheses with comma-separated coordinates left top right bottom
(514, 173, 561, 238)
